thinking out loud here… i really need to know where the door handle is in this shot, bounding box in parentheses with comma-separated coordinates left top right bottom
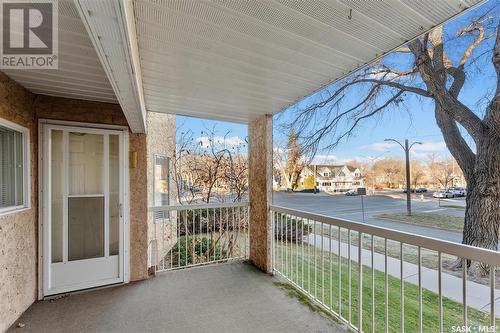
(119, 203, 123, 218)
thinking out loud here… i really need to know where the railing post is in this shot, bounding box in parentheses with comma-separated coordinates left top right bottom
(248, 114, 273, 274)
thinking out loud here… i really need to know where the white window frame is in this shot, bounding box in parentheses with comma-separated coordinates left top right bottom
(0, 117, 30, 215)
(153, 154, 170, 221)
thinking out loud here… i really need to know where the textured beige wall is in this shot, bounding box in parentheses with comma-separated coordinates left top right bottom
(0, 72, 37, 333)
(146, 112, 177, 270)
(129, 133, 148, 281)
(248, 114, 273, 273)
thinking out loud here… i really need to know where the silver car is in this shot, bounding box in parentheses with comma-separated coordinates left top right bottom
(433, 190, 454, 198)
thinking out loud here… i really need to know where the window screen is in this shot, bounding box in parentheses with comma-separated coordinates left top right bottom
(0, 124, 24, 209)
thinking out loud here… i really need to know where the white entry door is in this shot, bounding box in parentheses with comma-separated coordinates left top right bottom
(41, 124, 127, 296)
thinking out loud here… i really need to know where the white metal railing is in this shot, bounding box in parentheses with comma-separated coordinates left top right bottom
(271, 204, 500, 333)
(148, 202, 249, 272)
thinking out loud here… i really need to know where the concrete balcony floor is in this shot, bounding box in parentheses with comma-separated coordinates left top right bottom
(9, 262, 345, 333)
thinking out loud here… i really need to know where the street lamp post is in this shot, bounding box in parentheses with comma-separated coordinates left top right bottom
(384, 138, 422, 216)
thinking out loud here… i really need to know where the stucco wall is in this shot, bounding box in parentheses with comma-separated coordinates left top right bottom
(146, 112, 176, 269)
(0, 73, 37, 333)
(128, 134, 148, 281)
(0, 72, 151, 331)
(248, 114, 273, 273)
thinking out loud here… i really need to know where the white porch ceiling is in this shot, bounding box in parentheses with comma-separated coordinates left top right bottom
(134, 0, 482, 123)
(2, 0, 117, 104)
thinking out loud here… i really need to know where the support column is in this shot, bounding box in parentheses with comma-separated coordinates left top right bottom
(248, 114, 273, 273)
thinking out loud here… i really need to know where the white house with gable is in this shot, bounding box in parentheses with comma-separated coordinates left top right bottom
(300, 164, 364, 192)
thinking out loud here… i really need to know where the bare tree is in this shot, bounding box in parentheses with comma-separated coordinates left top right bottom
(411, 160, 426, 189)
(285, 130, 304, 190)
(432, 158, 456, 189)
(273, 130, 305, 190)
(174, 126, 248, 204)
(283, 8, 500, 254)
(169, 126, 248, 265)
(372, 158, 404, 189)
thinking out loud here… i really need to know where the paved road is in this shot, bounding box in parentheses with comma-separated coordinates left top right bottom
(272, 192, 465, 243)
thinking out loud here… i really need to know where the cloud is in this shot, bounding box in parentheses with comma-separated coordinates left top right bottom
(311, 154, 338, 164)
(412, 141, 447, 152)
(196, 135, 244, 148)
(361, 142, 397, 151)
(362, 140, 447, 153)
(366, 71, 397, 81)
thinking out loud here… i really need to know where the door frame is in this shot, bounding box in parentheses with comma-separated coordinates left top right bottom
(38, 119, 130, 299)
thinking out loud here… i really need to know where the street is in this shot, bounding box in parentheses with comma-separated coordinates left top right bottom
(272, 191, 466, 243)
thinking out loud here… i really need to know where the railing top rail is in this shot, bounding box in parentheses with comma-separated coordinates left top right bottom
(270, 204, 500, 266)
(149, 201, 249, 212)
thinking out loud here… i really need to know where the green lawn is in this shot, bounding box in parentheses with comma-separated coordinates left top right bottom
(274, 241, 493, 333)
(375, 212, 464, 233)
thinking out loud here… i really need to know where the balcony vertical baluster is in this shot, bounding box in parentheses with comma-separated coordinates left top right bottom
(302, 218, 305, 289)
(385, 238, 388, 333)
(372, 235, 375, 333)
(329, 224, 333, 310)
(322, 222, 325, 305)
(358, 231, 363, 332)
(463, 258, 468, 329)
(338, 226, 341, 316)
(438, 251, 443, 333)
(401, 242, 405, 333)
(348, 229, 352, 324)
(491, 266, 496, 330)
(418, 246, 422, 333)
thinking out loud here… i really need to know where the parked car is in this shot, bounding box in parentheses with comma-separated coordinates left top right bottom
(449, 187, 466, 197)
(415, 187, 428, 193)
(345, 189, 358, 196)
(403, 188, 414, 193)
(433, 190, 454, 198)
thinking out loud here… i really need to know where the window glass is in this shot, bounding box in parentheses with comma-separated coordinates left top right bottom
(51, 130, 63, 263)
(0, 123, 24, 210)
(154, 155, 169, 220)
(109, 135, 120, 256)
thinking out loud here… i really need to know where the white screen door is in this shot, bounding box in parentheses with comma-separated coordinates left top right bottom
(42, 124, 126, 296)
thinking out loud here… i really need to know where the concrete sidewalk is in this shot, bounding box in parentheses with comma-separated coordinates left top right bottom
(307, 234, 498, 316)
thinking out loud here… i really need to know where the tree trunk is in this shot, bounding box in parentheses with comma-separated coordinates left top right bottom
(461, 132, 500, 253)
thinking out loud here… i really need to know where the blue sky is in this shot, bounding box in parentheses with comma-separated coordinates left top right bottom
(177, 0, 498, 164)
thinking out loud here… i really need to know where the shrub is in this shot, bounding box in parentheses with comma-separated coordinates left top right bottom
(273, 213, 311, 244)
(177, 209, 246, 236)
(171, 235, 225, 266)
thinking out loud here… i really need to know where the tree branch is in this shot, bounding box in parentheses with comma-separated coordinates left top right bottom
(323, 90, 405, 150)
(408, 37, 484, 142)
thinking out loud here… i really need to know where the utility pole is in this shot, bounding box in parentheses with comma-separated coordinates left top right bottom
(404, 139, 411, 216)
(384, 138, 422, 216)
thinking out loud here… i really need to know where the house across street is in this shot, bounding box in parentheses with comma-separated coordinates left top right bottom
(298, 164, 364, 193)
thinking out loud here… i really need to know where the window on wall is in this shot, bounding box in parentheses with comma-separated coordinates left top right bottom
(0, 119, 29, 213)
(154, 155, 170, 220)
